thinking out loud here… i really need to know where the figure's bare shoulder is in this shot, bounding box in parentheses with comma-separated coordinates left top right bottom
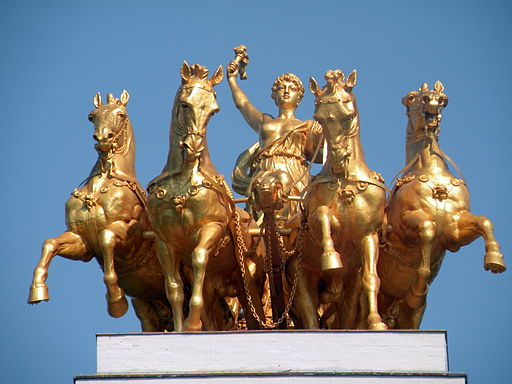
(261, 113, 275, 122)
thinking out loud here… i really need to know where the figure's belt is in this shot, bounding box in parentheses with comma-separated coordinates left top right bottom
(255, 152, 306, 163)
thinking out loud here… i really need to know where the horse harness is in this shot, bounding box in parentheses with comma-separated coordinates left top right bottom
(148, 171, 236, 258)
(395, 174, 465, 202)
(304, 170, 388, 207)
(72, 171, 147, 211)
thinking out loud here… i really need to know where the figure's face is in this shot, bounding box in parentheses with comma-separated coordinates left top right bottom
(273, 80, 301, 108)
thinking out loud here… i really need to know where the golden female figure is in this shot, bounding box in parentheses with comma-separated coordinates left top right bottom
(228, 52, 323, 220)
(377, 82, 506, 329)
(28, 91, 172, 331)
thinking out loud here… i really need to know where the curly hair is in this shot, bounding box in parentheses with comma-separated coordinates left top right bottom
(271, 73, 304, 104)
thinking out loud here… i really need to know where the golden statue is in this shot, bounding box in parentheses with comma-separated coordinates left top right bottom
(227, 46, 326, 327)
(376, 82, 506, 329)
(146, 62, 266, 332)
(286, 70, 388, 330)
(228, 46, 323, 221)
(28, 49, 507, 334)
(28, 91, 173, 331)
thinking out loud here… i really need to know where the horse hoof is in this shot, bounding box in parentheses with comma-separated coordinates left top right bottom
(28, 284, 49, 304)
(484, 251, 506, 273)
(369, 321, 388, 330)
(106, 294, 129, 318)
(321, 251, 343, 272)
(184, 319, 202, 332)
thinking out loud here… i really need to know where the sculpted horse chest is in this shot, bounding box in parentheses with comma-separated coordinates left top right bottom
(66, 177, 142, 248)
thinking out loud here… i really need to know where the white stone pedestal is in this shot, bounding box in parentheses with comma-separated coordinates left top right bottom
(74, 330, 467, 383)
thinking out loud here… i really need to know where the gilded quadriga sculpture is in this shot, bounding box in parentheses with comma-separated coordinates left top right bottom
(28, 46, 506, 332)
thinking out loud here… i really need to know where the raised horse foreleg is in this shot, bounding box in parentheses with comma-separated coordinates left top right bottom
(451, 211, 506, 273)
(361, 233, 387, 330)
(28, 231, 93, 304)
(184, 223, 225, 331)
(316, 205, 343, 271)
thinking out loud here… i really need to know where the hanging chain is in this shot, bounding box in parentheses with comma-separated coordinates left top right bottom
(233, 211, 306, 329)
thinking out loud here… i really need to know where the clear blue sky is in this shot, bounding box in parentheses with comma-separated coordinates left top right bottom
(1, 1, 510, 383)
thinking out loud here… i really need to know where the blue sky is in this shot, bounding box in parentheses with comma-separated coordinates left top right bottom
(1, 1, 510, 383)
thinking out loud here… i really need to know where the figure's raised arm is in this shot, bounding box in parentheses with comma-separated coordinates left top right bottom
(226, 46, 264, 132)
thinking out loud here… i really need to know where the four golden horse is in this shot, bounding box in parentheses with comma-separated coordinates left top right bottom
(376, 82, 506, 329)
(29, 62, 506, 333)
(286, 70, 388, 330)
(147, 62, 266, 331)
(28, 91, 172, 331)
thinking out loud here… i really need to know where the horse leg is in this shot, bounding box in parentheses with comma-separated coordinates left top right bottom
(315, 206, 343, 271)
(339, 270, 363, 329)
(155, 239, 184, 331)
(98, 228, 129, 318)
(131, 299, 163, 332)
(396, 300, 427, 329)
(184, 223, 224, 331)
(287, 257, 320, 329)
(28, 231, 92, 304)
(451, 211, 506, 273)
(401, 210, 435, 309)
(361, 233, 387, 330)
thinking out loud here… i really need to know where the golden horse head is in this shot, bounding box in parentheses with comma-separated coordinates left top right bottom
(89, 90, 131, 155)
(167, 62, 223, 175)
(403, 81, 448, 141)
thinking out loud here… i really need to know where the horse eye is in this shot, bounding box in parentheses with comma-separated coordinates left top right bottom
(88, 114, 94, 122)
(118, 113, 126, 119)
(438, 96, 446, 106)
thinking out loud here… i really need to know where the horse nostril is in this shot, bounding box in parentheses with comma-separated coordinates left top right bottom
(107, 132, 114, 139)
(93, 133, 99, 141)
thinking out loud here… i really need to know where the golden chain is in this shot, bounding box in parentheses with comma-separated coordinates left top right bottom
(233, 211, 306, 329)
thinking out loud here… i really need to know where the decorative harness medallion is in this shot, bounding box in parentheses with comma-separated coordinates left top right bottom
(395, 174, 465, 202)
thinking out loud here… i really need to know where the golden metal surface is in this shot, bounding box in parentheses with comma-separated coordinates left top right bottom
(287, 70, 388, 330)
(28, 91, 172, 331)
(29, 49, 506, 333)
(228, 47, 323, 221)
(147, 62, 266, 331)
(376, 82, 506, 329)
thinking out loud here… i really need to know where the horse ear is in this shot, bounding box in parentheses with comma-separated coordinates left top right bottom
(120, 90, 130, 106)
(402, 92, 416, 106)
(309, 77, 320, 96)
(181, 61, 191, 83)
(93, 92, 102, 108)
(345, 70, 357, 91)
(420, 83, 429, 92)
(210, 65, 224, 87)
(434, 81, 444, 93)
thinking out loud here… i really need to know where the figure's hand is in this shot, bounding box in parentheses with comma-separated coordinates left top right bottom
(484, 251, 506, 273)
(227, 60, 239, 79)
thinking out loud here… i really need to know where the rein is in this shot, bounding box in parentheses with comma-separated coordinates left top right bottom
(391, 131, 466, 189)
